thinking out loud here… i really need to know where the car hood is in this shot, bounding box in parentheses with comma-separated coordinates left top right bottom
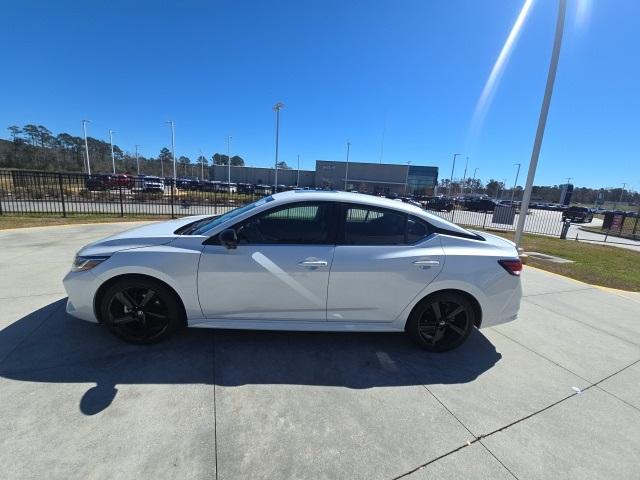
(76, 215, 210, 257)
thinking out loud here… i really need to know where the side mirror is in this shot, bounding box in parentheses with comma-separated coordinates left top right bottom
(219, 228, 238, 249)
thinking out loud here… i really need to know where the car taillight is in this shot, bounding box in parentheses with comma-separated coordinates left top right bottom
(498, 259, 522, 276)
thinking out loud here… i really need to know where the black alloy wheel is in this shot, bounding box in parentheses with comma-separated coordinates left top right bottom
(407, 292, 475, 352)
(101, 278, 183, 344)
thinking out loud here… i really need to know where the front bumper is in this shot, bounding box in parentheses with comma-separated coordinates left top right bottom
(62, 270, 102, 323)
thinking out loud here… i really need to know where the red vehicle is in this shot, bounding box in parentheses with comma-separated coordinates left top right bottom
(105, 174, 134, 189)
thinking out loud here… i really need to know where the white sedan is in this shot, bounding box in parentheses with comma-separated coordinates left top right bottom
(64, 191, 522, 352)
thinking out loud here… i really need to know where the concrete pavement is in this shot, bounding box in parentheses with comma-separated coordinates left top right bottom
(0, 222, 638, 479)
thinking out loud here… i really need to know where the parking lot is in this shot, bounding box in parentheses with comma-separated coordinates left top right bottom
(1, 222, 639, 479)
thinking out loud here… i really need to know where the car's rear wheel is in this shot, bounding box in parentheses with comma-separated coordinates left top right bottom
(100, 278, 184, 344)
(406, 292, 475, 352)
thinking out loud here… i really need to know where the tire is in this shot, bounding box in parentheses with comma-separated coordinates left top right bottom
(406, 291, 475, 352)
(100, 277, 184, 344)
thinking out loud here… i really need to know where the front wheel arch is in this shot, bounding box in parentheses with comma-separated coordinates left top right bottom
(93, 273, 187, 327)
(405, 289, 482, 330)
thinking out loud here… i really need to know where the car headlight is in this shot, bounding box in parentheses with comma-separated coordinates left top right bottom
(71, 255, 110, 272)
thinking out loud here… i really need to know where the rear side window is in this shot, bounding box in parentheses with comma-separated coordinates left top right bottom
(342, 206, 431, 245)
(407, 215, 431, 243)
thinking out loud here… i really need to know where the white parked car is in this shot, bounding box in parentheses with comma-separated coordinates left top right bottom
(64, 191, 522, 351)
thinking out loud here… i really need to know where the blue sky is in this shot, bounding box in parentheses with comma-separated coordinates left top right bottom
(1, 0, 638, 189)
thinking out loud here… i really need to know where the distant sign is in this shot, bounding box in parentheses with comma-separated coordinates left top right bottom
(611, 214, 624, 231)
(493, 205, 516, 225)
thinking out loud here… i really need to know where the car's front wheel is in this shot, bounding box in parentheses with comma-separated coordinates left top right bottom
(100, 277, 184, 344)
(406, 292, 475, 352)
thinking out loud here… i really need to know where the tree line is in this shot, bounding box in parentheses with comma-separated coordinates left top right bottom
(0, 124, 270, 178)
(439, 177, 638, 206)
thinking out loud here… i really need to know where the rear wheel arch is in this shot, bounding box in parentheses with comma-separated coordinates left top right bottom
(406, 289, 482, 330)
(93, 273, 187, 326)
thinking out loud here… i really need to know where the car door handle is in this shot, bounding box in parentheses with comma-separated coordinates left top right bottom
(413, 260, 440, 267)
(298, 260, 328, 267)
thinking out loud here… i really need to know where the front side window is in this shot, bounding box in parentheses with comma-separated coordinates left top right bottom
(236, 202, 334, 244)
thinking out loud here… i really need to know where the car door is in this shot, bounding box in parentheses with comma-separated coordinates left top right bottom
(198, 201, 337, 322)
(327, 204, 445, 323)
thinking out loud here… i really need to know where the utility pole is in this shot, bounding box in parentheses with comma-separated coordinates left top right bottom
(461, 156, 469, 195)
(82, 120, 91, 175)
(514, 0, 566, 247)
(511, 163, 521, 202)
(472, 167, 479, 194)
(199, 149, 205, 180)
(447, 153, 461, 197)
(135, 144, 141, 175)
(344, 141, 351, 191)
(273, 102, 284, 191)
(297, 154, 300, 187)
(109, 130, 116, 174)
(166, 121, 176, 180)
(227, 136, 232, 190)
(619, 182, 628, 204)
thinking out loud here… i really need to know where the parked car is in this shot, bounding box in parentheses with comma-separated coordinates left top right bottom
(422, 196, 454, 212)
(85, 174, 111, 191)
(562, 206, 594, 223)
(139, 175, 164, 192)
(107, 174, 134, 189)
(464, 197, 497, 212)
(64, 191, 522, 352)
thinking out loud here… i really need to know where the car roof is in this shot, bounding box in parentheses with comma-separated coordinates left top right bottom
(269, 190, 475, 237)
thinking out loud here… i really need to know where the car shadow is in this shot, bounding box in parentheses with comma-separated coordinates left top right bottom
(0, 299, 501, 415)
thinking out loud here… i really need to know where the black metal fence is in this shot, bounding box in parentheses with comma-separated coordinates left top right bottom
(422, 203, 564, 237)
(0, 169, 268, 218)
(1, 169, 568, 237)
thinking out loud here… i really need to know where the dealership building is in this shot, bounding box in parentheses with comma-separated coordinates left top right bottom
(210, 160, 438, 195)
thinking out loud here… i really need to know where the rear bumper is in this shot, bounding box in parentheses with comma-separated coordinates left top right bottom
(479, 278, 523, 329)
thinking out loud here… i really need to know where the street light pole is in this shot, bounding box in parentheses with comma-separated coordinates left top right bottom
(273, 102, 284, 191)
(166, 121, 176, 180)
(448, 153, 461, 197)
(405, 161, 412, 195)
(82, 120, 91, 175)
(514, 0, 567, 247)
(199, 149, 205, 180)
(135, 144, 141, 175)
(472, 167, 479, 194)
(511, 163, 521, 202)
(461, 156, 469, 195)
(227, 135, 232, 189)
(344, 141, 351, 191)
(297, 154, 300, 187)
(109, 130, 116, 174)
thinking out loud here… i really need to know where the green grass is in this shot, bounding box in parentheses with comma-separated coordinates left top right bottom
(0, 214, 169, 230)
(491, 230, 640, 292)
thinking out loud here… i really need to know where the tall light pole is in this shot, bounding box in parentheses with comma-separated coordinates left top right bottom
(108, 130, 116, 174)
(514, 0, 566, 247)
(296, 154, 301, 187)
(166, 121, 176, 180)
(448, 153, 461, 197)
(511, 163, 521, 202)
(472, 167, 479, 194)
(461, 156, 469, 195)
(199, 149, 205, 180)
(619, 182, 628, 205)
(82, 120, 91, 175)
(273, 102, 284, 191)
(344, 141, 351, 191)
(404, 161, 412, 195)
(227, 135, 232, 189)
(135, 145, 141, 175)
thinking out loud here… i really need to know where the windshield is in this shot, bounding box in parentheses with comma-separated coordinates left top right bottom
(186, 196, 274, 235)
